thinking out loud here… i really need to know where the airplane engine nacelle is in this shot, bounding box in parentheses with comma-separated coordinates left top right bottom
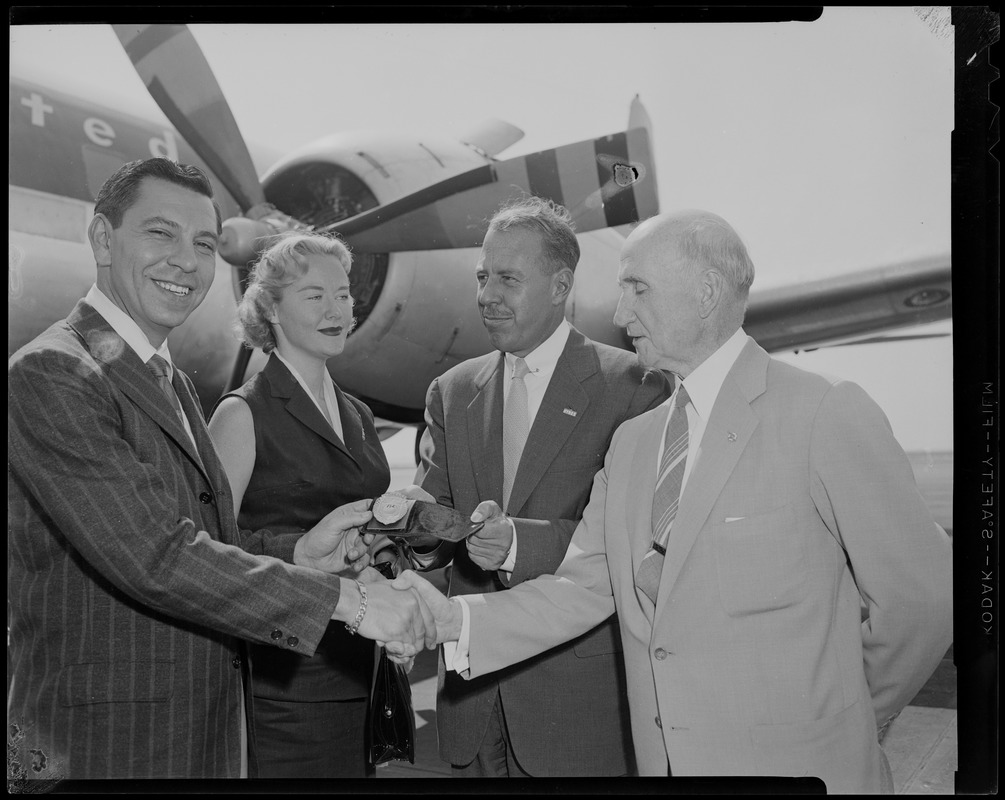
(253, 132, 632, 421)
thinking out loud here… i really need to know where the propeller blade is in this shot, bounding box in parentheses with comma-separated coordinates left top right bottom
(331, 126, 659, 253)
(112, 24, 265, 212)
(225, 345, 256, 394)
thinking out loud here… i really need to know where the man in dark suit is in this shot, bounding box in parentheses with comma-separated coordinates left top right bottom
(400, 209, 953, 792)
(7, 158, 426, 780)
(415, 197, 669, 777)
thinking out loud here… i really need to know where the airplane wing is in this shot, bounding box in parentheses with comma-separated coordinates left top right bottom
(744, 254, 951, 352)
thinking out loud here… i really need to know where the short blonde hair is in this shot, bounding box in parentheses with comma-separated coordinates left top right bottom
(237, 231, 353, 352)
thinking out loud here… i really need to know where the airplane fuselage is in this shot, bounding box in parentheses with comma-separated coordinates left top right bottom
(9, 77, 630, 417)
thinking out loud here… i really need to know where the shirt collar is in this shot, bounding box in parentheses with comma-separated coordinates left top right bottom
(273, 350, 321, 394)
(86, 284, 174, 371)
(677, 327, 749, 420)
(504, 319, 571, 376)
(273, 350, 340, 413)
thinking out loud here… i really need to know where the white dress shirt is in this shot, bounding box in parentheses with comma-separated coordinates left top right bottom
(498, 320, 571, 572)
(273, 350, 345, 443)
(443, 320, 571, 671)
(660, 326, 749, 495)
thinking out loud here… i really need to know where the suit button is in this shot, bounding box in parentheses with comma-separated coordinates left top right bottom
(655, 715, 662, 729)
(270, 629, 283, 640)
(654, 647, 668, 660)
(232, 656, 241, 669)
(287, 636, 299, 647)
(199, 491, 213, 504)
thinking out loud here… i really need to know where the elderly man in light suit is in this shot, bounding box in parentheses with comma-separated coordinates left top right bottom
(398, 209, 953, 793)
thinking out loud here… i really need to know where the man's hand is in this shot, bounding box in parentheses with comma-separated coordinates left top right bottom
(295, 499, 373, 574)
(392, 569, 462, 648)
(466, 500, 514, 571)
(335, 578, 428, 656)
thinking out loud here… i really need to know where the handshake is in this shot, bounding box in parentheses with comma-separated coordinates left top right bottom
(295, 488, 516, 661)
(350, 494, 519, 660)
(343, 569, 462, 662)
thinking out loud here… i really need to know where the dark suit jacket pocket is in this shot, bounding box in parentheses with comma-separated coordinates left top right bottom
(60, 661, 174, 706)
(573, 616, 623, 658)
(712, 504, 807, 617)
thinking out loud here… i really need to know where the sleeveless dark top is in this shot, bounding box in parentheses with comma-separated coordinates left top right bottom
(221, 354, 390, 700)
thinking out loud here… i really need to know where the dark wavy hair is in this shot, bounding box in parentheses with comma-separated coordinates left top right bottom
(487, 195, 580, 274)
(94, 157, 222, 232)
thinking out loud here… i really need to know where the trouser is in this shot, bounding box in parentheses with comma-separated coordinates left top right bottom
(250, 695, 373, 779)
(450, 690, 532, 778)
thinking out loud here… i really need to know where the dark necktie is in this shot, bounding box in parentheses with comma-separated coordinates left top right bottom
(635, 384, 691, 604)
(146, 354, 185, 425)
(502, 357, 530, 513)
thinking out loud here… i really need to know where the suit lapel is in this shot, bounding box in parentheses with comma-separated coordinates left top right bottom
(170, 371, 209, 472)
(467, 354, 505, 504)
(172, 370, 242, 541)
(655, 341, 768, 614)
(507, 332, 595, 516)
(333, 382, 365, 463)
(68, 301, 209, 478)
(266, 356, 359, 467)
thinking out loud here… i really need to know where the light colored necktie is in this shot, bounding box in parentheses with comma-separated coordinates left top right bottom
(146, 354, 185, 424)
(635, 384, 690, 604)
(502, 357, 530, 513)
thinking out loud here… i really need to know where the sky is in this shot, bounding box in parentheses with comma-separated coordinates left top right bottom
(9, 8, 956, 450)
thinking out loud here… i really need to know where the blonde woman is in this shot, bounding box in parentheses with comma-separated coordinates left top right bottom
(210, 232, 390, 778)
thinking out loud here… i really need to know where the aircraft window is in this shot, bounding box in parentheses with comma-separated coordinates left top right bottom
(264, 163, 388, 331)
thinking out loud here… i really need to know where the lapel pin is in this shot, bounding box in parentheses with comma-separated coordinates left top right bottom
(727, 431, 737, 442)
(563, 408, 577, 417)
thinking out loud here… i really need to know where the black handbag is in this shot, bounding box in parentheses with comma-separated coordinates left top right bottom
(366, 561, 416, 766)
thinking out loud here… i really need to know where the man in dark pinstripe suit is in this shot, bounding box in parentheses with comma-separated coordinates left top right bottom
(7, 158, 426, 780)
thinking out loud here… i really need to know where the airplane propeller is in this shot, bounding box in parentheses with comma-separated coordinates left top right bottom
(113, 23, 657, 260)
(111, 23, 660, 391)
(112, 24, 266, 214)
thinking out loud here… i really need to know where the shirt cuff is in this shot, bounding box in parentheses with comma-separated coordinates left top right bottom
(498, 518, 518, 575)
(442, 596, 471, 676)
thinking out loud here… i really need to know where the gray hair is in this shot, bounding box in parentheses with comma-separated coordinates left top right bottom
(237, 231, 353, 352)
(487, 196, 580, 274)
(672, 213, 755, 298)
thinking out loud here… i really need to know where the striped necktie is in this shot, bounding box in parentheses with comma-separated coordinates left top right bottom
(635, 384, 690, 604)
(502, 357, 530, 513)
(146, 354, 185, 424)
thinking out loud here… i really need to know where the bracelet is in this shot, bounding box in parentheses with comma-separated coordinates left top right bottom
(344, 579, 367, 635)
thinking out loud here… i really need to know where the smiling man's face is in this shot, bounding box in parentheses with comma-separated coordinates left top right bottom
(93, 177, 219, 347)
